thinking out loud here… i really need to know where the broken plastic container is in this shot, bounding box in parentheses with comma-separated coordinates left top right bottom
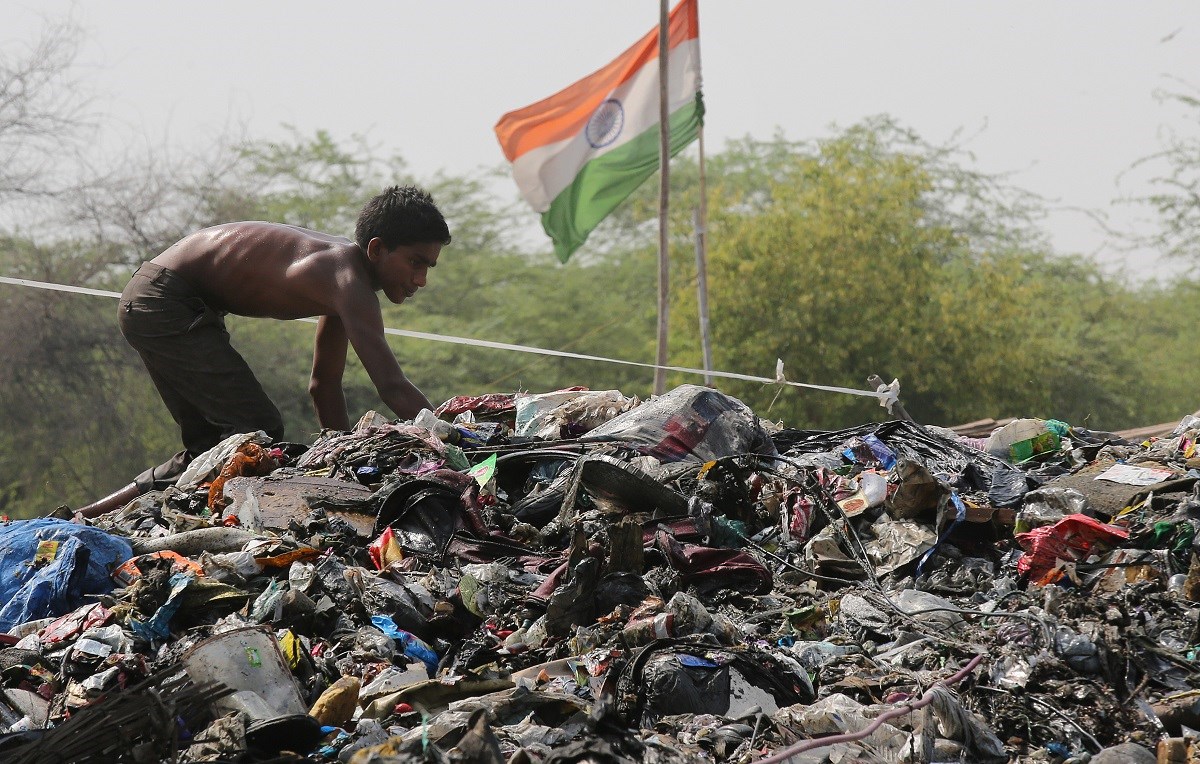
(986, 419, 1060, 463)
(181, 625, 321, 753)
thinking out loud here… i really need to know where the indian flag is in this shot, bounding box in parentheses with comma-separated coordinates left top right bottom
(495, 0, 703, 263)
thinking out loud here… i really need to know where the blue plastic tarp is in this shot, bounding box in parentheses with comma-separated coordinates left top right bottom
(0, 519, 133, 633)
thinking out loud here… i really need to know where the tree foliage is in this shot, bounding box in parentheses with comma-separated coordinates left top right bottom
(607, 120, 1157, 429)
(0, 235, 159, 512)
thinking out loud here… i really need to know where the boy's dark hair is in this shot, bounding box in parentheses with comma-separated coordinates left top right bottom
(355, 185, 451, 251)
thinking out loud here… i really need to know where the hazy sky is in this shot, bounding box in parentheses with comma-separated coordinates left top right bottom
(7, 1, 1200, 276)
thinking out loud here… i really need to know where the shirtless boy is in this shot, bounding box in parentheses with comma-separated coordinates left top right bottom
(77, 185, 450, 518)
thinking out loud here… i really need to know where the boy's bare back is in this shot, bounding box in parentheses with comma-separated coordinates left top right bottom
(151, 222, 370, 320)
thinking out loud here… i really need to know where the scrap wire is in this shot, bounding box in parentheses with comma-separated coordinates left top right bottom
(755, 653, 985, 763)
(745, 456, 884, 587)
(859, 590, 1055, 649)
(974, 685, 1104, 753)
(737, 529, 866, 587)
(690, 455, 880, 588)
(751, 456, 973, 648)
(750, 454, 1055, 650)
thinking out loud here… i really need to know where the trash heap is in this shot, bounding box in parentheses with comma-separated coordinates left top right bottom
(2, 384, 1199, 763)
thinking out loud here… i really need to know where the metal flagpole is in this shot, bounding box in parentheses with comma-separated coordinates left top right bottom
(694, 123, 713, 385)
(654, 0, 671, 395)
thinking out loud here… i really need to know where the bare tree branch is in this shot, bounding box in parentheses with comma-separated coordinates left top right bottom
(0, 19, 93, 206)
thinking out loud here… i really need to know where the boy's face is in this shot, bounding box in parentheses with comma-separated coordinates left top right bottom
(371, 240, 441, 304)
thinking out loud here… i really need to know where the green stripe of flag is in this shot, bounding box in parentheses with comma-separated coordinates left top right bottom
(541, 93, 705, 263)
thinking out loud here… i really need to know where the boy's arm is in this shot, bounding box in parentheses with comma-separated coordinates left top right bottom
(310, 315, 351, 430)
(334, 294, 433, 421)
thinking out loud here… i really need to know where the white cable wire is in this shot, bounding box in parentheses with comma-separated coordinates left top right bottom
(0, 274, 897, 404)
(0, 275, 122, 299)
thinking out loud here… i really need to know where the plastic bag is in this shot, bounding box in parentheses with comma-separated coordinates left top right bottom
(1015, 514, 1129, 583)
(174, 431, 270, 492)
(1015, 487, 1089, 532)
(516, 389, 637, 438)
(587, 385, 777, 463)
(0, 519, 132, 634)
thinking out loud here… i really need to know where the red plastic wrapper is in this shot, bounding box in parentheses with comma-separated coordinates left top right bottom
(40, 602, 113, 644)
(434, 392, 519, 420)
(783, 487, 817, 542)
(368, 527, 404, 571)
(1015, 513, 1129, 583)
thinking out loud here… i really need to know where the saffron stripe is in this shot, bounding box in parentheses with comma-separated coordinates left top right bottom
(494, 0, 699, 163)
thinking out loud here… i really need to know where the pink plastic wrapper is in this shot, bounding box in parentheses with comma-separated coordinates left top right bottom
(1015, 514, 1129, 583)
(39, 602, 113, 644)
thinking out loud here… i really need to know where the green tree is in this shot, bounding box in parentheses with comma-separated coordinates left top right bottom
(697, 124, 961, 426)
(605, 119, 1149, 429)
(0, 235, 164, 514)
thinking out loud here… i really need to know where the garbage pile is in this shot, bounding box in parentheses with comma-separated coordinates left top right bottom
(3, 384, 1200, 763)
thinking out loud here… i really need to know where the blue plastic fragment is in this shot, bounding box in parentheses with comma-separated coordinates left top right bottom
(1045, 742, 1071, 757)
(862, 434, 897, 470)
(677, 654, 719, 669)
(371, 615, 440, 675)
(130, 572, 192, 641)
